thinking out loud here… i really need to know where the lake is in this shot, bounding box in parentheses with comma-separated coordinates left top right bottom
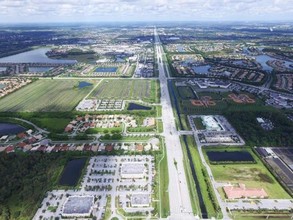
(59, 158, 87, 186)
(29, 67, 53, 72)
(0, 48, 77, 64)
(207, 151, 255, 163)
(192, 65, 211, 74)
(127, 103, 151, 110)
(0, 123, 26, 136)
(78, 81, 93, 89)
(177, 46, 185, 52)
(95, 67, 118, 73)
(254, 55, 274, 72)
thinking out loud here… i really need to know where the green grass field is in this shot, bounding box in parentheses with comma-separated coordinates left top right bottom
(177, 86, 196, 99)
(203, 147, 291, 199)
(193, 117, 205, 130)
(32, 118, 71, 133)
(0, 79, 94, 112)
(90, 79, 159, 103)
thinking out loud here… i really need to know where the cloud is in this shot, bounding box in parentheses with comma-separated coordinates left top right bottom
(0, 0, 292, 22)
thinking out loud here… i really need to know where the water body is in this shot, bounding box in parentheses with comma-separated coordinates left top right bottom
(0, 123, 26, 136)
(78, 81, 93, 89)
(254, 55, 293, 72)
(0, 48, 76, 64)
(233, 60, 246, 66)
(0, 67, 6, 71)
(116, 57, 125, 62)
(127, 103, 151, 110)
(0, 84, 5, 89)
(59, 158, 87, 186)
(254, 55, 274, 72)
(284, 61, 293, 69)
(95, 67, 118, 73)
(207, 151, 255, 163)
(177, 46, 185, 52)
(29, 67, 53, 72)
(192, 65, 211, 74)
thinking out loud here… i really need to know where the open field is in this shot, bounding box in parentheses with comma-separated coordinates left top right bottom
(203, 147, 291, 199)
(32, 117, 71, 133)
(0, 79, 95, 112)
(90, 79, 159, 103)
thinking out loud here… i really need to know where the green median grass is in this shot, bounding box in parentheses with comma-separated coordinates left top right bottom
(181, 136, 222, 219)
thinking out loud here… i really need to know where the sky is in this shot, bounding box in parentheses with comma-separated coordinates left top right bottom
(0, 0, 292, 23)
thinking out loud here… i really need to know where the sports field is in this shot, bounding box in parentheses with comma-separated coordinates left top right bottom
(90, 79, 159, 103)
(0, 79, 94, 112)
(203, 148, 291, 199)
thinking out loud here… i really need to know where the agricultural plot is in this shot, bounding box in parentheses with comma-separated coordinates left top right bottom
(90, 79, 159, 103)
(203, 148, 291, 199)
(0, 79, 94, 112)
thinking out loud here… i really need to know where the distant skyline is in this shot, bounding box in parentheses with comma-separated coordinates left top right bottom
(0, 0, 293, 23)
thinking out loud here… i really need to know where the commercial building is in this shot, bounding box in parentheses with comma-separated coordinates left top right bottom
(223, 184, 268, 199)
(131, 194, 150, 207)
(62, 196, 94, 217)
(121, 162, 146, 179)
(201, 116, 222, 131)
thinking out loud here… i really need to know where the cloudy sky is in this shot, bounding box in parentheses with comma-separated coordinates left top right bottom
(0, 0, 292, 23)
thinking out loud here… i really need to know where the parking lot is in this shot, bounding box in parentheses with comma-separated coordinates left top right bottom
(33, 155, 154, 220)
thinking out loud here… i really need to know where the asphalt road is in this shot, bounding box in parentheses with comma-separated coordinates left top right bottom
(154, 27, 197, 220)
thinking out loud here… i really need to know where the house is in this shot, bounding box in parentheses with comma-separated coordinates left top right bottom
(105, 145, 113, 152)
(0, 135, 8, 141)
(26, 129, 33, 135)
(17, 142, 27, 148)
(60, 144, 69, 151)
(28, 137, 37, 144)
(65, 124, 74, 132)
(5, 145, 15, 153)
(136, 144, 144, 152)
(84, 144, 92, 151)
(17, 132, 27, 139)
(143, 118, 155, 127)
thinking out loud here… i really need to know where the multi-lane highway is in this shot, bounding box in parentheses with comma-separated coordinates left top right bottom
(154, 27, 197, 220)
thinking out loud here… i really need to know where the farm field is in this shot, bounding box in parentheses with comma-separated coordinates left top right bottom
(203, 147, 291, 199)
(0, 79, 95, 112)
(90, 79, 159, 103)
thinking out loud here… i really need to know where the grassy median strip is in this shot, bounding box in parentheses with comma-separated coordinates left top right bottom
(182, 136, 222, 219)
(159, 143, 170, 218)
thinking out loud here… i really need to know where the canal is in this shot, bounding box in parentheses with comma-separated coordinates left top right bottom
(168, 80, 208, 219)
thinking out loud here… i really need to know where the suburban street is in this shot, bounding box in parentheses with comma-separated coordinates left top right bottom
(154, 27, 196, 220)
